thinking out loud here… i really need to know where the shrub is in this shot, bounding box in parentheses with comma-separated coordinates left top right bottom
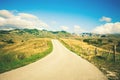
(7, 39, 14, 44)
(98, 39, 102, 43)
(17, 53, 27, 60)
(108, 39, 113, 43)
(83, 39, 91, 43)
(0, 53, 17, 63)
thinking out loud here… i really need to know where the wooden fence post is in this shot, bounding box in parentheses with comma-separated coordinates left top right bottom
(107, 49, 111, 60)
(113, 45, 116, 62)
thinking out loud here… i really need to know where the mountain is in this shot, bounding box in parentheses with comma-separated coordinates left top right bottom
(0, 29, 72, 42)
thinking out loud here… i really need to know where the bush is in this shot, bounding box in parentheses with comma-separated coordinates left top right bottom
(17, 53, 27, 60)
(83, 39, 91, 43)
(98, 39, 102, 43)
(108, 39, 113, 43)
(0, 53, 17, 63)
(7, 39, 14, 44)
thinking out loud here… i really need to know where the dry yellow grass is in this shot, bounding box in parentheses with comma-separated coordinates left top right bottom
(1, 38, 50, 57)
(0, 38, 53, 73)
(60, 38, 110, 60)
(60, 39, 120, 80)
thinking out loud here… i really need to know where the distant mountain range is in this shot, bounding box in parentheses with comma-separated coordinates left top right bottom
(0, 29, 72, 40)
(0, 29, 120, 39)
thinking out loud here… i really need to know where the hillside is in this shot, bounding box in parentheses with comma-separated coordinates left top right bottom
(0, 29, 72, 40)
(0, 29, 55, 73)
(80, 34, 120, 53)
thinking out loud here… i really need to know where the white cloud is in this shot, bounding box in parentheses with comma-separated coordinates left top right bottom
(92, 22, 120, 34)
(0, 10, 48, 30)
(0, 17, 5, 26)
(0, 10, 14, 18)
(99, 16, 112, 22)
(18, 13, 39, 20)
(60, 26, 69, 31)
(74, 25, 85, 33)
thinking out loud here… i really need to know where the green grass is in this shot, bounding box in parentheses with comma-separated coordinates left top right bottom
(91, 54, 120, 80)
(0, 40, 53, 73)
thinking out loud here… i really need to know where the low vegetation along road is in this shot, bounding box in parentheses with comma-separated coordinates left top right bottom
(0, 40, 107, 80)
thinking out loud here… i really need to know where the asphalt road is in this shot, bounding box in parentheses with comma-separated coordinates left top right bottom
(0, 40, 107, 80)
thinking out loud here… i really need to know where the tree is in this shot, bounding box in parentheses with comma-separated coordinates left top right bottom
(7, 39, 14, 44)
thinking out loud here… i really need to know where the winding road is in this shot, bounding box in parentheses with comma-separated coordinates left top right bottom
(0, 40, 107, 80)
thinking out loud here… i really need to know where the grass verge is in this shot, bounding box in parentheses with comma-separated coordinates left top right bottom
(60, 38, 120, 80)
(0, 40, 53, 73)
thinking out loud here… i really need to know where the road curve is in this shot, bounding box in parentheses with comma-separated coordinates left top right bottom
(0, 40, 107, 80)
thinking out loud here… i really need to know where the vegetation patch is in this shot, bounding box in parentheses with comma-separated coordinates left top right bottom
(0, 38, 53, 73)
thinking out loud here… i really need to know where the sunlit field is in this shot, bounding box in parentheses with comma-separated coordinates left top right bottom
(0, 37, 52, 73)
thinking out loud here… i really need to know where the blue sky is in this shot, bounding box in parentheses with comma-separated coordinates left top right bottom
(0, 0, 120, 33)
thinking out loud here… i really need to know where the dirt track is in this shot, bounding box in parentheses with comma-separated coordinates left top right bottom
(0, 40, 107, 80)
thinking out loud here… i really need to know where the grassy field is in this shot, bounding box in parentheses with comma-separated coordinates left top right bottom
(0, 38, 53, 73)
(60, 38, 120, 80)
